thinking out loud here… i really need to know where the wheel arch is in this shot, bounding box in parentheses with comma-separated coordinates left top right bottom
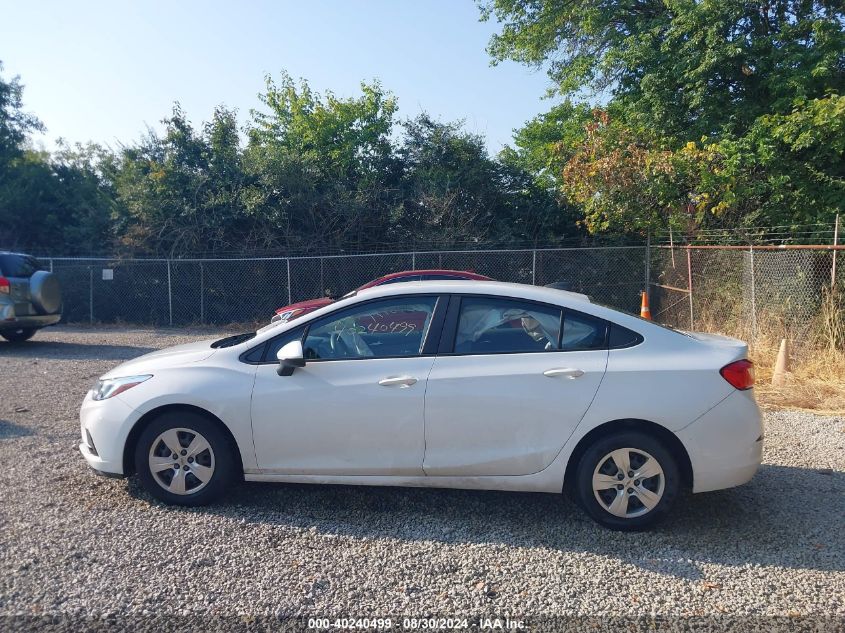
(563, 418, 693, 492)
(123, 403, 244, 479)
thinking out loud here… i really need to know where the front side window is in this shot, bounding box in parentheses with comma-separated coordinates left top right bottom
(454, 297, 562, 354)
(265, 326, 306, 361)
(303, 296, 438, 360)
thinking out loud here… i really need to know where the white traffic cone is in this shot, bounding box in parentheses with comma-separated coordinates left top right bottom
(771, 338, 790, 386)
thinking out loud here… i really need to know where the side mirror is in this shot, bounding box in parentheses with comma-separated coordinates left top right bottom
(276, 340, 306, 376)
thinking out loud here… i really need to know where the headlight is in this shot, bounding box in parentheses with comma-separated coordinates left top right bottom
(92, 375, 152, 401)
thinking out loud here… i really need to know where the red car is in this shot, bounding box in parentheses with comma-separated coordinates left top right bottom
(271, 269, 493, 323)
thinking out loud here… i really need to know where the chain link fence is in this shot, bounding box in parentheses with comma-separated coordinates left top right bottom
(44, 246, 842, 348)
(44, 247, 648, 326)
(650, 247, 843, 347)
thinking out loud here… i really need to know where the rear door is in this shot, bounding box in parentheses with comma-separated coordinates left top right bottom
(423, 296, 609, 476)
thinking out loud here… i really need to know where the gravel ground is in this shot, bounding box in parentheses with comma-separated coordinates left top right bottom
(0, 326, 843, 627)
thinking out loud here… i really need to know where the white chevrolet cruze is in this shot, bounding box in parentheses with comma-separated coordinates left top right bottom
(79, 281, 762, 530)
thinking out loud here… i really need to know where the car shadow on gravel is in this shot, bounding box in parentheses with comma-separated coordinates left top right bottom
(0, 340, 155, 360)
(173, 462, 843, 578)
(0, 419, 34, 438)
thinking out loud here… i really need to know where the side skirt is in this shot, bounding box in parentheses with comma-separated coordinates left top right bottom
(242, 471, 563, 493)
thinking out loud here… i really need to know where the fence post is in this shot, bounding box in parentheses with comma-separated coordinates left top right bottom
(644, 233, 651, 299)
(833, 214, 840, 289)
(167, 259, 173, 327)
(49, 258, 53, 273)
(750, 246, 757, 340)
(531, 250, 537, 285)
(687, 247, 694, 330)
(199, 262, 205, 324)
(89, 266, 93, 324)
(286, 258, 292, 305)
(411, 252, 416, 271)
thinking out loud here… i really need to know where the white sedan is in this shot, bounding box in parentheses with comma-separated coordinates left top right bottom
(79, 281, 762, 530)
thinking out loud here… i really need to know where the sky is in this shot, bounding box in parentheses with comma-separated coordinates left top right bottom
(0, 0, 556, 155)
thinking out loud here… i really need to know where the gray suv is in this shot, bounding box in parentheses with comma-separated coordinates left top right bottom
(0, 252, 62, 342)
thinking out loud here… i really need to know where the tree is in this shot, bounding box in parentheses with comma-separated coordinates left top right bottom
(482, 1, 845, 235)
(246, 73, 402, 252)
(481, 0, 845, 139)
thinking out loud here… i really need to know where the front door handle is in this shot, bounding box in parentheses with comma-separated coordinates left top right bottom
(543, 367, 585, 379)
(378, 375, 418, 388)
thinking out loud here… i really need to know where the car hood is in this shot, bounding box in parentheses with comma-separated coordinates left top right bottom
(101, 339, 218, 379)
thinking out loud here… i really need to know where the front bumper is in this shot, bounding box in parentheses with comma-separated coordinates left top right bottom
(79, 392, 139, 476)
(678, 389, 764, 493)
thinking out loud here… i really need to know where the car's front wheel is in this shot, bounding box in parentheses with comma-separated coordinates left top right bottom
(575, 431, 679, 531)
(1, 327, 37, 343)
(135, 412, 234, 506)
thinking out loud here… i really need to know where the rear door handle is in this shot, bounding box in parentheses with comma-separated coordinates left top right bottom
(543, 368, 584, 379)
(378, 375, 418, 388)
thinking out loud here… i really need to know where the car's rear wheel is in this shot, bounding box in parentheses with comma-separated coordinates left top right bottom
(575, 431, 679, 531)
(1, 328, 37, 343)
(135, 412, 234, 506)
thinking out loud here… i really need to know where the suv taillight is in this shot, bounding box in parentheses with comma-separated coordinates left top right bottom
(720, 359, 755, 390)
(0, 277, 9, 294)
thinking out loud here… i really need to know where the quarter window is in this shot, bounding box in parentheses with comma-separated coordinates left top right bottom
(303, 296, 438, 360)
(562, 311, 608, 351)
(453, 297, 562, 354)
(608, 323, 643, 349)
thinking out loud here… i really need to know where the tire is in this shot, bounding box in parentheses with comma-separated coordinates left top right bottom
(574, 431, 680, 531)
(1, 328, 37, 343)
(134, 411, 235, 506)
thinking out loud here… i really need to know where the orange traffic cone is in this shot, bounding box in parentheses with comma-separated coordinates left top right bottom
(640, 291, 652, 320)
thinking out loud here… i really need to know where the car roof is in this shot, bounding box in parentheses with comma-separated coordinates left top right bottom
(253, 279, 684, 347)
(355, 279, 590, 304)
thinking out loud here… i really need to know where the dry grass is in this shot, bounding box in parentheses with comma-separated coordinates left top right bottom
(698, 287, 845, 414)
(752, 341, 845, 413)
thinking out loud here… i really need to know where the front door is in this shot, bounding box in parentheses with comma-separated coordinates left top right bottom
(251, 295, 441, 475)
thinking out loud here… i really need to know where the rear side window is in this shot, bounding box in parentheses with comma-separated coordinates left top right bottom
(562, 311, 608, 351)
(0, 254, 43, 278)
(454, 297, 562, 354)
(608, 323, 644, 349)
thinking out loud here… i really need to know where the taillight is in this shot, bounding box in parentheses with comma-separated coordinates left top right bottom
(720, 359, 755, 390)
(0, 277, 9, 294)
